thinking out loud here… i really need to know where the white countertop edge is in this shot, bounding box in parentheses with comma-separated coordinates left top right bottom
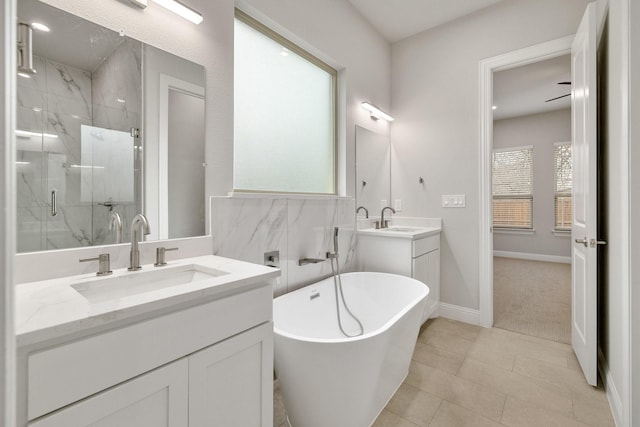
(357, 226, 441, 240)
(15, 255, 280, 347)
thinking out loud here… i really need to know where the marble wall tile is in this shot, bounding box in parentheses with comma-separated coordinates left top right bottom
(16, 206, 45, 253)
(44, 58, 92, 106)
(44, 205, 94, 250)
(211, 197, 356, 297)
(17, 56, 46, 93)
(212, 197, 288, 297)
(92, 38, 142, 116)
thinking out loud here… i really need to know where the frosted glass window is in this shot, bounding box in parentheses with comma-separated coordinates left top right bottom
(234, 11, 336, 194)
(492, 146, 533, 229)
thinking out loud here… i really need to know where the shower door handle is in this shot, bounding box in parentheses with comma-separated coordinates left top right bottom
(50, 189, 57, 217)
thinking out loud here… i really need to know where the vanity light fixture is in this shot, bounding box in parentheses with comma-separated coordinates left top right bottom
(361, 102, 394, 122)
(151, 0, 203, 24)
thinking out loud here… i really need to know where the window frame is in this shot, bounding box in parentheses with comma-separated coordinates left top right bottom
(553, 142, 572, 231)
(233, 9, 339, 195)
(492, 145, 534, 230)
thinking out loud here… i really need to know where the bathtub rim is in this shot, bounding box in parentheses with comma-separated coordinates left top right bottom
(273, 272, 428, 344)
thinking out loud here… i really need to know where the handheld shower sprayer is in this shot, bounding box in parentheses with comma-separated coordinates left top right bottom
(333, 227, 339, 256)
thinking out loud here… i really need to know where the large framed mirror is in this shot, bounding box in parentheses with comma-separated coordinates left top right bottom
(355, 125, 391, 216)
(16, 0, 206, 253)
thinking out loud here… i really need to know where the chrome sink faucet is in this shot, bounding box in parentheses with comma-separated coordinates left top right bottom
(380, 206, 396, 229)
(128, 213, 151, 271)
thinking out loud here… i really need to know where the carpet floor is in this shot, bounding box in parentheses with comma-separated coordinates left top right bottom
(493, 257, 571, 344)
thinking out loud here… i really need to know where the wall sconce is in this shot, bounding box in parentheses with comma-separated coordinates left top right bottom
(361, 102, 394, 122)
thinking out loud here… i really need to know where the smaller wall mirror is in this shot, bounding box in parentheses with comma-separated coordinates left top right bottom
(355, 125, 391, 216)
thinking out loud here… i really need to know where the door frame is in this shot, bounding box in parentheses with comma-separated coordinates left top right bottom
(478, 36, 574, 328)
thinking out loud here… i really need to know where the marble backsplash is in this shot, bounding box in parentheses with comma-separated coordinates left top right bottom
(211, 196, 357, 297)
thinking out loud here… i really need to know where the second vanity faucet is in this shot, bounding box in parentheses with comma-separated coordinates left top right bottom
(128, 213, 151, 271)
(380, 206, 396, 229)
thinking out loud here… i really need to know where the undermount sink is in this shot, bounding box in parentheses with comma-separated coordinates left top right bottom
(71, 264, 229, 303)
(385, 226, 424, 232)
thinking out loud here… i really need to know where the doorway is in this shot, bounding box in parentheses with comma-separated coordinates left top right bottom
(478, 35, 574, 329)
(491, 55, 572, 343)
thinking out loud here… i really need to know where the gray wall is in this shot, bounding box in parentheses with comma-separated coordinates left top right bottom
(390, 0, 588, 310)
(493, 109, 572, 258)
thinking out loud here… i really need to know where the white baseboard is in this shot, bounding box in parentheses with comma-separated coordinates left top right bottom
(439, 303, 482, 326)
(598, 348, 623, 427)
(493, 250, 571, 264)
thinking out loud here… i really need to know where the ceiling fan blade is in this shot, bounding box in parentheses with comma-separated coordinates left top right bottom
(545, 93, 571, 102)
(557, 81, 571, 85)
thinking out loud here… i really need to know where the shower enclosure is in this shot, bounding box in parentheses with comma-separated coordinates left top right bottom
(16, 38, 142, 252)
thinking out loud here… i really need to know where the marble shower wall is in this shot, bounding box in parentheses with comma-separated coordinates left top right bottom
(91, 38, 142, 246)
(212, 197, 357, 297)
(16, 38, 142, 252)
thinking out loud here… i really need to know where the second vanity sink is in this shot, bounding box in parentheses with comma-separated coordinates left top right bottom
(385, 226, 424, 232)
(358, 225, 441, 240)
(71, 264, 229, 303)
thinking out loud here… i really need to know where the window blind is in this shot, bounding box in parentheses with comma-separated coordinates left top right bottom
(492, 146, 533, 228)
(554, 143, 572, 230)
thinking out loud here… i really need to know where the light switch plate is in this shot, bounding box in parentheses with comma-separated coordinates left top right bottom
(381, 199, 388, 209)
(394, 199, 402, 211)
(442, 194, 466, 208)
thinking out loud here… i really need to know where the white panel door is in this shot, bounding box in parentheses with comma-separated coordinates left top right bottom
(29, 359, 188, 427)
(571, 2, 599, 386)
(189, 322, 273, 427)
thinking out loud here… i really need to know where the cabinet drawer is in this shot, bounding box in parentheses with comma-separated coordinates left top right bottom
(27, 284, 272, 420)
(413, 235, 439, 257)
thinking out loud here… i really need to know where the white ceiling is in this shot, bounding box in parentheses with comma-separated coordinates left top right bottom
(493, 55, 572, 121)
(348, 0, 505, 43)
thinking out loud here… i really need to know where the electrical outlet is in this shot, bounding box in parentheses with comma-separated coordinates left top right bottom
(442, 194, 466, 208)
(394, 199, 402, 211)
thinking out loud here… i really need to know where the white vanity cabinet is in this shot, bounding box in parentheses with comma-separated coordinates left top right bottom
(16, 256, 278, 427)
(28, 322, 273, 427)
(358, 229, 440, 322)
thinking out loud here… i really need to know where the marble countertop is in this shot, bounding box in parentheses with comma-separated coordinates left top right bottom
(16, 255, 280, 347)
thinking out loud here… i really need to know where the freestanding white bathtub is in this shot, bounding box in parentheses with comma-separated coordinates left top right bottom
(273, 272, 428, 427)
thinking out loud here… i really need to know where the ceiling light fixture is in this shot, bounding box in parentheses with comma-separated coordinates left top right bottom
(151, 0, 203, 24)
(361, 102, 394, 122)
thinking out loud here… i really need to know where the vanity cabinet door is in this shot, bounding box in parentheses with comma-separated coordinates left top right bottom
(28, 359, 188, 427)
(412, 248, 441, 322)
(189, 322, 273, 427)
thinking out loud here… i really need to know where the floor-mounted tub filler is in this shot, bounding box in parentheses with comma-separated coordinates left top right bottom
(274, 272, 428, 427)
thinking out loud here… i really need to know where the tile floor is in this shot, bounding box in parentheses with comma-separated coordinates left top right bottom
(275, 317, 616, 427)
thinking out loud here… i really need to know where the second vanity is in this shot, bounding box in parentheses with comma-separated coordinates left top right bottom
(357, 219, 441, 323)
(15, 255, 279, 427)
